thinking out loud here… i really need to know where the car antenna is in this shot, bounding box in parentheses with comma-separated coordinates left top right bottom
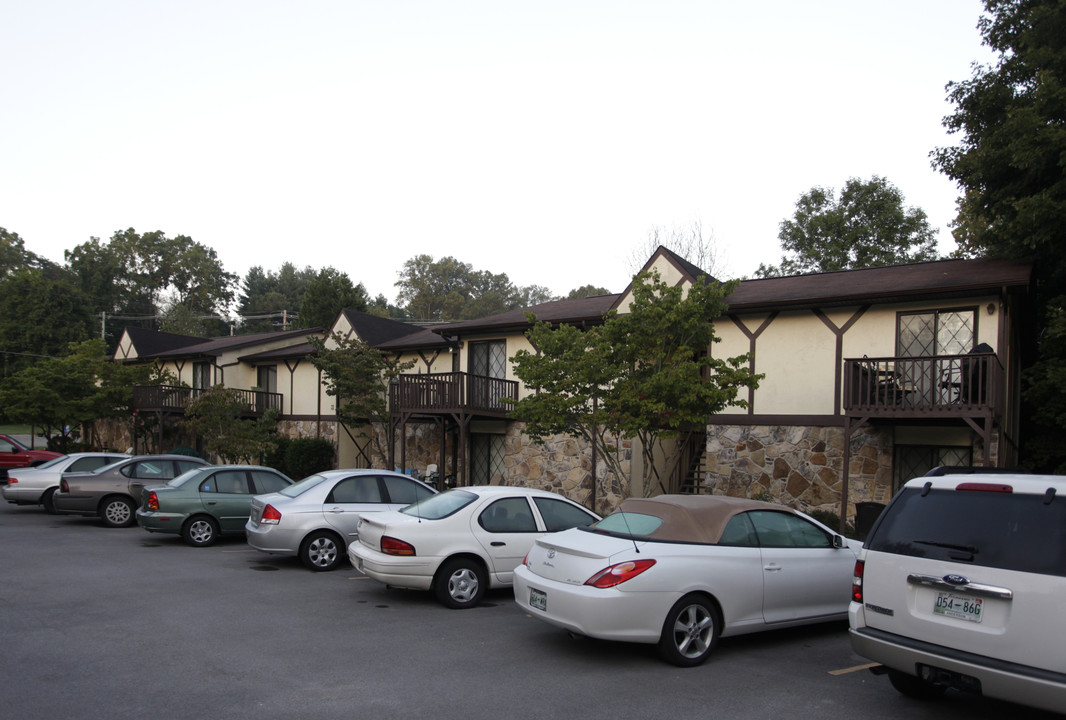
(616, 501, 640, 554)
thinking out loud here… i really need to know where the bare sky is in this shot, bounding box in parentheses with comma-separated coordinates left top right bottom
(1, 1, 995, 305)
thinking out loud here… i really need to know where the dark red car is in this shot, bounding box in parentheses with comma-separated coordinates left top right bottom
(0, 434, 62, 480)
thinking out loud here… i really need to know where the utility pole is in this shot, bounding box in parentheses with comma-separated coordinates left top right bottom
(101, 312, 106, 340)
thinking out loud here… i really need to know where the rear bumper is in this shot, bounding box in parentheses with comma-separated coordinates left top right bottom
(135, 508, 185, 534)
(849, 626, 1066, 714)
(348, 543, 438, 591)
(51, 493, 99, 516)
(244, 520, 303, 555)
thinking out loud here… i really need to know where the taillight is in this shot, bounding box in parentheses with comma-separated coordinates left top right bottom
(852, 559, 865, 603)
(381, 536, 415, 556)
(147, 491, 159, 511)
(584, 559, 656, 588)
(956, 482, 1012, 493)
(260, 504, 282, 524)
(6, 478, 16, 484)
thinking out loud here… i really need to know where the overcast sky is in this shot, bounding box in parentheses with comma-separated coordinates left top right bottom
(2, 1, 995, 306)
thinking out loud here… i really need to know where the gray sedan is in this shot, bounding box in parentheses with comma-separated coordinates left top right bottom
(246, 469, 436, 571)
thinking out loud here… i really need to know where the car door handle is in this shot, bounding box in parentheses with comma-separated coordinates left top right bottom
(764, 565, 782, 572)
(206, 501, 217, 506)
(328, 507, 344, 513)
(491, 541, 506, 547)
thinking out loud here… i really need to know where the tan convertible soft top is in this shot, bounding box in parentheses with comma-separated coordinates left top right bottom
(614, 494, 796, 544)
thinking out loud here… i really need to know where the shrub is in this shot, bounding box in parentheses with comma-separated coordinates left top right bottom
(267, 437, 335, 480)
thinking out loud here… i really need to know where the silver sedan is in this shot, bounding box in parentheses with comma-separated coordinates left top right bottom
(246, 469, 436, 571)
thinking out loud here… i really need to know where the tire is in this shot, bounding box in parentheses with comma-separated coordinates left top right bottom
(299, 531, 345, 571)
(657, 594, 720, 667)
(182, 516, 220, 547)
(41, 487, 58, 514)
(99, 496, 136, 528)
(435, 558, 487, 609)
(887, 669, 947, 700)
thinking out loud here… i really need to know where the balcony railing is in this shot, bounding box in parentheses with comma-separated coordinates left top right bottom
(390, 372, 518, 417)
(132, 385, 283, 416)
(843, 353, 1001, 419)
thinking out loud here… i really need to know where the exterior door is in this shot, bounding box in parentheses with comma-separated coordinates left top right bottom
(471, 496, 540, 584)
(199, 469, 254, 533)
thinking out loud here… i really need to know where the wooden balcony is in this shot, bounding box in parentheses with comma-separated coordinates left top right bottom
(132, 385, 283, 417)
(390, 372, 518, 418)
(843, 353, 1002, 420)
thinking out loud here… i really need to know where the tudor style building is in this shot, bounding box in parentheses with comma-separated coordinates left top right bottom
(113, 248, 1032, 519)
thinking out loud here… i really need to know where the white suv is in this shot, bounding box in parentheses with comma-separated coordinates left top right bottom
(849, 470, 1066, 714)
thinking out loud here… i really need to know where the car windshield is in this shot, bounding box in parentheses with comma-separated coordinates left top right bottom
(34, 455, 69, 470)
(278, 474, 330, 498)
(401, 489, 477, 519)
(167, 467, 211, 487)
(588, 511, 664, 537)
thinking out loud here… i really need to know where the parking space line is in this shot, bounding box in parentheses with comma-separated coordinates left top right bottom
(828, 662, 880, 676)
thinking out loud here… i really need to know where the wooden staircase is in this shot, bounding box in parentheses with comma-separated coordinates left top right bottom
(676, 431, 714, 494)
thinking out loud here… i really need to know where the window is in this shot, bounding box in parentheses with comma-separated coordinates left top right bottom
(748, 511, 832, 548)
(469, 340, 507, 379)
(478, 497, 537, 532)
(591, 512, 664, 536)
(328, 476, 383, 503)
(192, 362, 212, 390)
(471, 433, 505, 485)
(894, 445, 972, 494)
(212, 471, 251, 494)
(251, 471, 289, 494)
(719, 513, 759, 547)
(0, 438, 17, 452)
(129, 461, 170, 480)
(897, 309, 977, 358)
(382, 475, 434, 505)
(257, 365, 277, 393)
(532, 497, 597, 531)
(68, 456, 121, 473)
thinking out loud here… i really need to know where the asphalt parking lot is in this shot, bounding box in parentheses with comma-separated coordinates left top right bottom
(1, 500, 1056, 720)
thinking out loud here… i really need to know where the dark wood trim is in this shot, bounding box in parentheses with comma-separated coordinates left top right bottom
(707, 414, 846, 427)
(812, 305, 869, 416)
(728, 312, 777, 412)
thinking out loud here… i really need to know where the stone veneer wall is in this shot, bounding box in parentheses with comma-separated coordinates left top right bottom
(504, 421, 631, 516)
(705, 423, 896, 519)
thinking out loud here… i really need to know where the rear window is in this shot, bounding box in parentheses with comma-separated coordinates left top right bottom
(591, 512, 664, 537)
(867, 486, 1066, 577)
(401, 489, 476, 520)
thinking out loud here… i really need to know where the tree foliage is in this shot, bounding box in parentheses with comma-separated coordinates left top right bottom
(932, 0, 1066, 471)
(308, 332, 414, 460)
(510, 271, 760, 503)
(627, 220, 723, 278)
(65, 228, 238, 322)
(757, 176, 939, 277)
(0, 340, 154, 445)
(395, 254, 561, 321)
(298, 267, 369, 328)
(179, 386, 279, 464)
(237, 263, 318, 332)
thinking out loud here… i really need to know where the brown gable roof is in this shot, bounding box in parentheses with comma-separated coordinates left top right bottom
(438, 294, 621, 336)
(340, 310, 428, 346)
(724, 257, 1032, 312)
(135, 327, 322, 360)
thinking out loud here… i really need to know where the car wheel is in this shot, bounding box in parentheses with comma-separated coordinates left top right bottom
(658, 594, 720, 667)
(100, 496, 136, 528)
(435, 558, 487, 609)
(299, 531, 345, 571)
(41, 487, 58, 514)
(887, 669, 947, 700)
(182, 516, 220, 547)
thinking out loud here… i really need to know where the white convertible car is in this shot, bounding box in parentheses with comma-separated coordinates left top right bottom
(349, 486, 600, 608)
(513, 494, 862, 666)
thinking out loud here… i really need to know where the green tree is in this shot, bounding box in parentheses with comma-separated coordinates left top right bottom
(237, 263, 317, 331)
(0, 340, 154, 445)
(509, 271, 760, 503)
(0, 266, 95, 379)
(566, 284, 612, 300)
(180, 386, 279, 464)
(0, 227, 50, 277)
(308, 332, 414, 461)
(756, 176, 939, 277)
(932, 0, 1066, 471)
(299, 268, 369, 328)
(65, 228, 238, 327)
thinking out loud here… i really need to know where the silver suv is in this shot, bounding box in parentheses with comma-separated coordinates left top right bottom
(849, 470, 1066, 714)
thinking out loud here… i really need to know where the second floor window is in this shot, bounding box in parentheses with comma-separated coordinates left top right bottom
(469, 340, 506, 379)
(897, 309, 976, 357)
(257, 365, 277, 393)
(192, 362, 212, 390)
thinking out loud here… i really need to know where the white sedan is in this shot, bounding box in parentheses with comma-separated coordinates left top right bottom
(513, 494, 862, 666)
(2, 452, 130, 513)
(349, 486, 600, 609)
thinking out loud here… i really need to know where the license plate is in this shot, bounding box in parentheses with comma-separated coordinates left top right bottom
(933, 592, 983, 623)
(529, 587, 547, 612)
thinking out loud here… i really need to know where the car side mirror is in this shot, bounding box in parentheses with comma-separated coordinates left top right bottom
(833, 534, 846, 549)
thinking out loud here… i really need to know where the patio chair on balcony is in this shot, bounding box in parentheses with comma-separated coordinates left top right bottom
(940, 343, 992, 405)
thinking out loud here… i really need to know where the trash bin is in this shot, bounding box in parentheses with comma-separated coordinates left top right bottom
(854, 502, 886, 541)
